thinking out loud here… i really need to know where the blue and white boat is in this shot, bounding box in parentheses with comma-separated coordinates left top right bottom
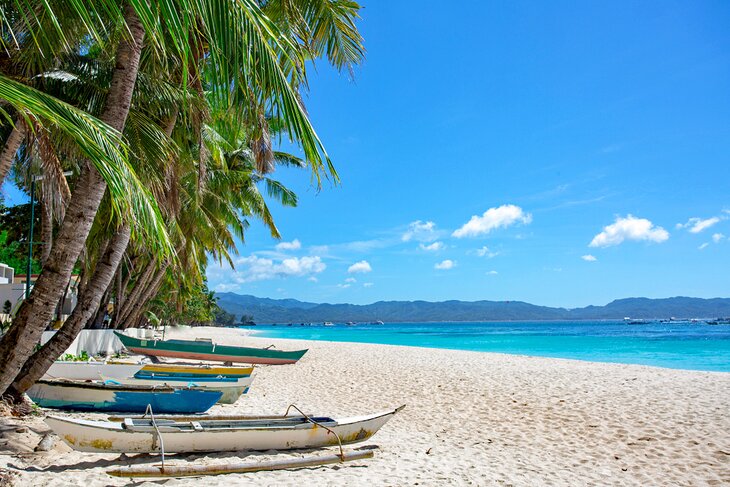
(27, 379, 221, 413)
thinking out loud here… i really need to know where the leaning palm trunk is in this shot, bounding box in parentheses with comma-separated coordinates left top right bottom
(0, 5, 145, 396)
(40, 197, 53, 266)
(11, 225, 131, 394)
(115, 258, 157, 326)
(0, 120, 25, 182)
(122, 262, 168, 329)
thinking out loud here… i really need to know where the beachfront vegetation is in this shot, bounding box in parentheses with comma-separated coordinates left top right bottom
(0, 0, 364, 399)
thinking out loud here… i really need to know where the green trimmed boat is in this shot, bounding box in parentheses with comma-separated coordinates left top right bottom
(114, 332, 307, 365)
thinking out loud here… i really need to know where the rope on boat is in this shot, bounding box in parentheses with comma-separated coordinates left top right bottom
(142, 404, 166, 472)
(284, 404, 345, 461)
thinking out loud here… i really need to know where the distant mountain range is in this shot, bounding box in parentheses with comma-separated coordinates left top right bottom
(215, 293, 730, 323)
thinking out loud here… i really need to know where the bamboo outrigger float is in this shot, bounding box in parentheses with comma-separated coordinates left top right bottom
(107, 450, 375, 478)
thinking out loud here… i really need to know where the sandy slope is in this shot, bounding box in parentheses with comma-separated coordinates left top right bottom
(1, 326, 729, 486)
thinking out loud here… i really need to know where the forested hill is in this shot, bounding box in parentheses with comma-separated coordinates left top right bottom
(215, 293, 730, 323)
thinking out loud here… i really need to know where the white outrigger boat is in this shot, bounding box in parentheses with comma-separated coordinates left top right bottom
(102, 375, 254, 404)
(45, 405, 404, 453)
(43, 361, 144, 381)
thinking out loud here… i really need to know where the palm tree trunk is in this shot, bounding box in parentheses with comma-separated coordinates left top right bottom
(123, 262, 168, 329)
(0, 4, 145, 396)
(90, 285, 112, 329)
(0, 120, 25, 182)
(115, 257, 156, 326)
(39, 196, 53, 267)
(11, 225, 131, 394)
(114, 265, 124, 320)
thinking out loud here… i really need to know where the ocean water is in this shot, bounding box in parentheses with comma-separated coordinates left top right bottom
(250, 321, 730, 372)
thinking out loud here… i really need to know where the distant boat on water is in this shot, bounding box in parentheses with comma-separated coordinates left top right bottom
(624, 317, 650, 325)
(323, 322, 334, 327)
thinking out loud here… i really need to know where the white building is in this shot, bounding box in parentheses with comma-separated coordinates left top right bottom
(0, 264, 77, 321)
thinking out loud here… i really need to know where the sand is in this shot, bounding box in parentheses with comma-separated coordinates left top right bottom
(1, 326, 729, 486)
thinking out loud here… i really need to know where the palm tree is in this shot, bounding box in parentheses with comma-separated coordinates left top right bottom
(0, 0, 364, 398)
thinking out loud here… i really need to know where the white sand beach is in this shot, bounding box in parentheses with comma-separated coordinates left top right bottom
(1, 326, 729, 486)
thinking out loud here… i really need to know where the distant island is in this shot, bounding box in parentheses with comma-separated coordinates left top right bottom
(215, 293, 730, 324)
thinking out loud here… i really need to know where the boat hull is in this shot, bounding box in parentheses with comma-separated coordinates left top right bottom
(45, 408, 402, 453)
(115, 332, 306, 365)
(43, 362, 143, 381)
(137, 364, 254, 379)
(28, 381, 221, 413)
(108, 376, 253, 404)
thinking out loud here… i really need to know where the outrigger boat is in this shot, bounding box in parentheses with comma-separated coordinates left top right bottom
(114, 332, 307, 365)
(27, 380, 221, 413)
(44, 361, 144, 381)
(136, 363, 254, 379)
(45, 406, 404, 453)
(103, 375, 253, 404)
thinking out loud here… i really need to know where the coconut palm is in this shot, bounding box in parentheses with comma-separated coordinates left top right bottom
(0, 0, 364, 398)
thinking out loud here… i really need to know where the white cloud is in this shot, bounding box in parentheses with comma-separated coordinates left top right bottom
(712, 233, 725, 243)
(452, 204, 532, 238)
(363, 282, 374, 287)
(307, 276, 318, 282)
(275, 239, 302, 251)
(486, 270, 498, 275)
(434, 259, 456, 270)
(419, 241, 444, 252)
(348, 260, 372, 274)
(676, 217, 721, 234)
(476, 246, 499, 258)
(589, 215, 669, 247)
(228, 255, 326, 283)
(337, 283, 351, 289)
(581, 254, 597, 262)
(345, 277, 357, 283)
(698, 243, 709, 250)
(402, 221, 438, 242)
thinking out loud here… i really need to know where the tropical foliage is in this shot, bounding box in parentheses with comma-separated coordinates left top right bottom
(0, 0, 365, 398)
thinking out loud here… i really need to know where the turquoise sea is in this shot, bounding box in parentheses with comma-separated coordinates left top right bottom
(251, 321, 730, 372)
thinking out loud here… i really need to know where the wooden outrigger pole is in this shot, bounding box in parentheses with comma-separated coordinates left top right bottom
(106, 450, 375, 478)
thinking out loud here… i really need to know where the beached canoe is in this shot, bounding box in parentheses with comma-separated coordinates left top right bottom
(103, 376, 253, 404)
(45, 406, 404, 453)
(114, 332, 307, 365)
(43, 361, 143, 381)
(27, 380, 221, 413)
(136, 363, 254, 379)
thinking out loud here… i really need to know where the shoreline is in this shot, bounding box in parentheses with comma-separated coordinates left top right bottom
(249, 331, 730, 375)
(1, 327, 729, 486)
(247, 326, 730, 374)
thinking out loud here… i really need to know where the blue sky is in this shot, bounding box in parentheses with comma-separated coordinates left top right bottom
(6, 1, 730, 307)
(207, 0, 730, 307)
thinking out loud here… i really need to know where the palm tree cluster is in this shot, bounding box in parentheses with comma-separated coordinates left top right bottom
(0, 0, 364, 400)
